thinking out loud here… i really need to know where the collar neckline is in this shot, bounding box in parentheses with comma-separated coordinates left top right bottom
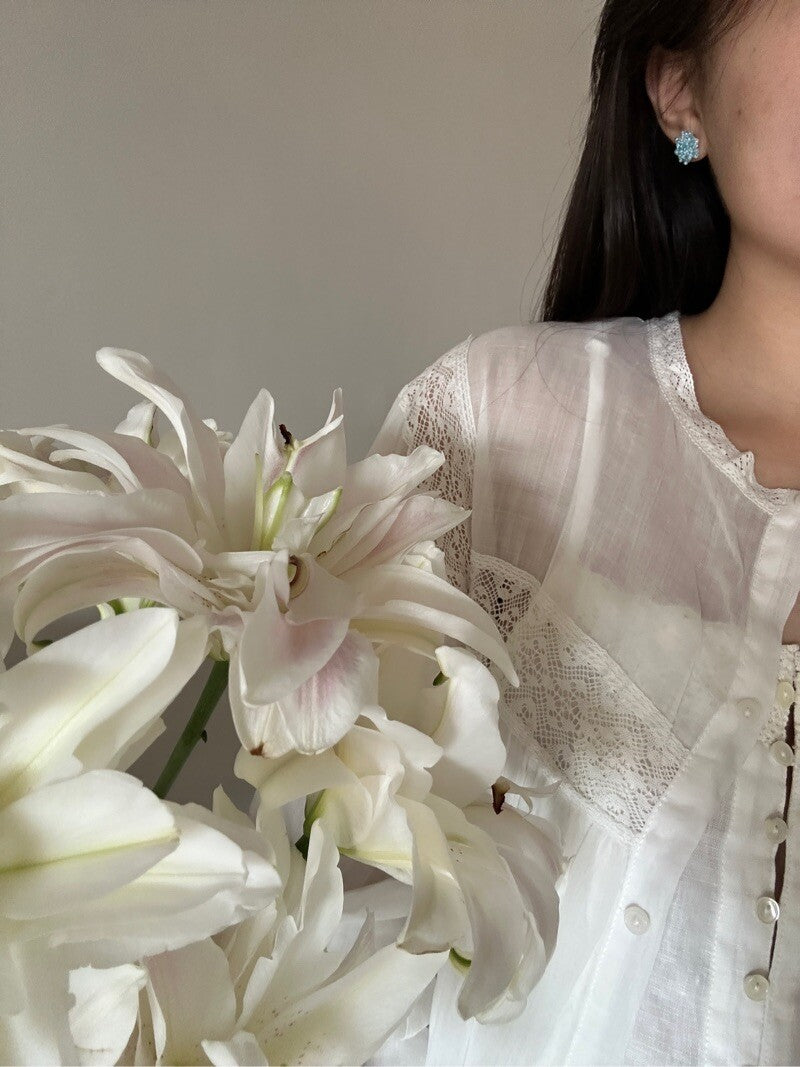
(647, 310, 800, 514)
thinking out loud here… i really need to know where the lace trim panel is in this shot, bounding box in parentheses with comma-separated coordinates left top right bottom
(469, 550, 689, 843)
(397, 334, 475, 594)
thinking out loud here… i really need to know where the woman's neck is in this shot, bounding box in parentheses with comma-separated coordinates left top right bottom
(679, 231, 800, 490)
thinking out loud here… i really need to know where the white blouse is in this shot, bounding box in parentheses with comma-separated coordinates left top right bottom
(365, 311, 800, 1066)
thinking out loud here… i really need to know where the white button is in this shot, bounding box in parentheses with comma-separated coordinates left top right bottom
(624, 904, 650, 934)
(776, 680, 795, 711)
(764, 815, 789, 844)
(770, 739, 795, 767)
(743, 972, 769, 1001)
(756, 895, 780, 924)
(737, 697, 760, 719)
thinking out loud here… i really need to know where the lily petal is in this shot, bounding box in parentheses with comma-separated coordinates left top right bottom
(115, 399, 157, 442)
(418, 645, 506, 808)
(0, 488, 197, 561)
(74, 615, 210, 774)
(12, 538, 213, 649)
(285, 390, 347, 501)
(258, 939, 447, 1066)
(308, 445, 446, 556)
(21, 425, 193, 504)
(96, 348, 225, 535)
(394, 796, 469, 955)
(68, 963, 146, 1065)
(223, 389, 285, 552)
(144, 940, 237, 1066)
(0, 608, 186, 804)
(349, 562, 519, 687)
(40, 805, 276, 963)
(0, 435, 106, 495)
(233, 629, 379, 756)
(322, 494, 468, 578)
(202, 1031, 268, 1067)
(0, 769, 178, 920)
(233, 558, 353, 709)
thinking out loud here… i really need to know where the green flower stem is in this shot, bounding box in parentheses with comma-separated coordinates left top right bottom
(153, 660, 230, 799)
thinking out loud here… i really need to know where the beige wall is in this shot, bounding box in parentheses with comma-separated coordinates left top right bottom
(1, 0, 599, 807)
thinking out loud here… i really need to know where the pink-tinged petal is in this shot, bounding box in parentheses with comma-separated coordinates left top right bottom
(223, 390, 285, 552)
(285, 390, 347, 499)
(308, 445, 445, 555)
(0, 769, 178, 920)
(348, 563, 520, 687)
(323, 494, 469, 576)
(96, 347, 225, 534)
(314, 495, 401, 572)
(233, 629, 379, 756)
(235, 559, 353, 706)
(271, 630, 380, 755)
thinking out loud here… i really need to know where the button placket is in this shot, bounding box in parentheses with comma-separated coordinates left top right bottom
(740, 675, 796, 1002)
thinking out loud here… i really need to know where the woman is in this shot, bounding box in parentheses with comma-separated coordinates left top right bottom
(369, 0, 800, 1063)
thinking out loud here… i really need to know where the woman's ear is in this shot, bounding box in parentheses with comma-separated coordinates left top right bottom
(645, 45, 708, 159)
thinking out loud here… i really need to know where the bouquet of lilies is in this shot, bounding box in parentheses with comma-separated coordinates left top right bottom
(0, 345, 566, 1066)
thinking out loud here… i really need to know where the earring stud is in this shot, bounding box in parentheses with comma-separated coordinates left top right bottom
(674, 129, 700, 165)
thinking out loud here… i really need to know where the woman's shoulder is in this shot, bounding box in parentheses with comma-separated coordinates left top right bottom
(467, 315, 653, 377)
(464, 315, 660, 418)
(383, 312, 668, 455)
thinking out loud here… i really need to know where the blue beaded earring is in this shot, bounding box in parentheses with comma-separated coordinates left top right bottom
(674, 129, 700, 165)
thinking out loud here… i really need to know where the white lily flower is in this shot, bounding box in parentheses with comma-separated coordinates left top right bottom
(67, 801, 448, 1066)
(0, 348, 518, 758)
(236, 640, 565, 1023)
(0, 609, 282, 1043)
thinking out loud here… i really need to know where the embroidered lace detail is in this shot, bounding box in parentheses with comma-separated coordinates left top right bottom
(759, 642, 800, 746)
(469, 549, 689, 843)
(396, 335, 475, 594)
(646, 312, 800, 515)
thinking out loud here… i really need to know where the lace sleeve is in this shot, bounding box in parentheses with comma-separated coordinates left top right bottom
(368, 334, 476, 594)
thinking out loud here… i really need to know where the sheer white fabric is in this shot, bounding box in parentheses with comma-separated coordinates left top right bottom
(363, 313, 800, 1066)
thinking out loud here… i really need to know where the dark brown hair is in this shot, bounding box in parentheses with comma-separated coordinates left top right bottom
(537, 0, 759, 323)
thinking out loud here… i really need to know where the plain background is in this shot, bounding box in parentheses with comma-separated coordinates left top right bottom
(1, 0, 599, 808)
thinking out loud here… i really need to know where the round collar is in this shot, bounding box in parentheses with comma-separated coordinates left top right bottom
(646, 309, 800, 514)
